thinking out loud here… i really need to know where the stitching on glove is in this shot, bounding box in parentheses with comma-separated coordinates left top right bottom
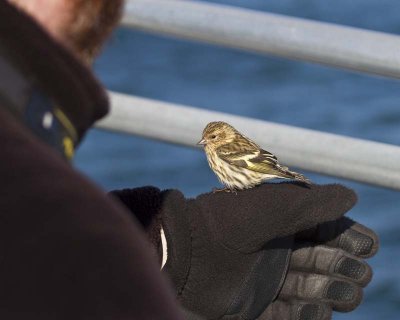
(177, 233, 193, 298)
(175, 198, 195, 298)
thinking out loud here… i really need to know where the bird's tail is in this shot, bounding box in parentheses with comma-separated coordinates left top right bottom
(291, 171, 312, 184)
(278, 165, 312, 185)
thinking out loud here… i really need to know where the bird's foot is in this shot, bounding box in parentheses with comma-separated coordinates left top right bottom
(212, 187, 237, 195)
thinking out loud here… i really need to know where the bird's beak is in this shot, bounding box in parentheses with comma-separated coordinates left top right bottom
(197, 139, 207, 146)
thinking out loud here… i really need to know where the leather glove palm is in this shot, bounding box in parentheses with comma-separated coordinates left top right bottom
(259, 217, 378, 320)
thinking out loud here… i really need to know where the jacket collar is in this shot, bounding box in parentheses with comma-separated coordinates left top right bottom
(0, 1, 109, 143)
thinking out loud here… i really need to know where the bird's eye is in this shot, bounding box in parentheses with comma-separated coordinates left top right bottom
(211, 135, 217, 139)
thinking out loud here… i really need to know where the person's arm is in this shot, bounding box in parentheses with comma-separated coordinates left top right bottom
(0, 103, 186, 319)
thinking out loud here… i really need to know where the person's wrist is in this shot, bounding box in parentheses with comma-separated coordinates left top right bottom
(109, 186, 164, 253)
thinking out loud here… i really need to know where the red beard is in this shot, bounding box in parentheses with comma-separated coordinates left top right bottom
(66, 0, 124, 61)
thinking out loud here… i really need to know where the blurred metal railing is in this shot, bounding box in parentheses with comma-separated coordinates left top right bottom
(121, 0, 400, 79)
(94, 0, 400, 190)
(96, 92, 400, 190)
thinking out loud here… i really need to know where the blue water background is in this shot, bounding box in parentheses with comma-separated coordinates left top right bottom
(75, 1, 400, 318)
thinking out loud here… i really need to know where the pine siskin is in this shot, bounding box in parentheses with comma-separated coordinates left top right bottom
(197, 121, 311, 191)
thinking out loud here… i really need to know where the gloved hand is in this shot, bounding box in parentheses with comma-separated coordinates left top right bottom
(259, 217, 378, 320)
(111, 182, 368, 320)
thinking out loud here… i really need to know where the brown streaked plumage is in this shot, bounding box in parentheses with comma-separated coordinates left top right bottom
(197, 121, 311, 191)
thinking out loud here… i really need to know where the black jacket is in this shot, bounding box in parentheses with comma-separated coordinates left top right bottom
(0, 2, 184, 319)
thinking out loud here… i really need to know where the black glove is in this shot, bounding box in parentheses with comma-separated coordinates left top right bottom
(259, 217, 378, 320)
(111, 183, 358, 319)
(160, 183, 362, 319)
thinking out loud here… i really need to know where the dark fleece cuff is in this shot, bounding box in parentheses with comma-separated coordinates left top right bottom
(109, 187, 164, 254)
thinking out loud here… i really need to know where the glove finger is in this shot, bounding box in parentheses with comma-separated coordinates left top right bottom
(258, 300, 332, 320)
(290, 244, 372, 287)
(296, 217, 379, 258)
(279, 272, 363, 312)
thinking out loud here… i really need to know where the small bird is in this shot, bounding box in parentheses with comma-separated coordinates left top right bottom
(197, 121, 310, 192)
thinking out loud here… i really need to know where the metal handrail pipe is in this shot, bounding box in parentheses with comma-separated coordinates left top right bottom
(122, 0, 400, 79)
(95, 91, 400, 190)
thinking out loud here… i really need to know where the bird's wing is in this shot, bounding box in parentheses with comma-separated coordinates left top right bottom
(217, 144, 281, 175)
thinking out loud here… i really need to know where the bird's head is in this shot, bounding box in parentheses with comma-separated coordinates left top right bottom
(197, 121, 237, 149)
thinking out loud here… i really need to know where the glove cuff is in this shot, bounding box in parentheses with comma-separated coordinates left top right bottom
(109, 187, 164, 260)
(110, 187, 192, 280)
